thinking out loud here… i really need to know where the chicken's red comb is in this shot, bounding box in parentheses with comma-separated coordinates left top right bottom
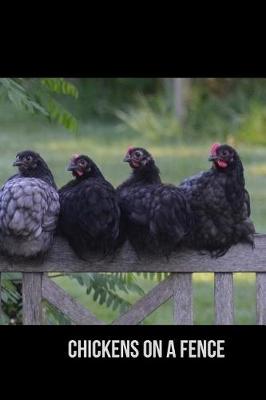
(127, 146, 134, 154)
(210, 143, 221, 155)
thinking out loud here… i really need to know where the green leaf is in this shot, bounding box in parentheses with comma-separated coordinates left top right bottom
(0, 78, 49, 117)
(0, 78, 79, 133)
(41, 78, 78, 98)
(46, 98, 78, 133)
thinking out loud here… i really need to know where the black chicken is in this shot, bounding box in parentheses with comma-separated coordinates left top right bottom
(0, 150, 60, 258)
(179, 143, 255, 257)
(117, 147, 193, 257)
(58, 154, 120, 259)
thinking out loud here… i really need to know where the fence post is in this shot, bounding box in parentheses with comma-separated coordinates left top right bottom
(22, 273, 43, 325)
(214, 273, 234, 325)
(173, 273, 193, 325)
(256, 273, 266, 325)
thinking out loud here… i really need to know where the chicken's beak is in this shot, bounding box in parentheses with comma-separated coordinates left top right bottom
(67, 162, 78, 171)
(123, 153, 131, 162)
(208, 154, 219, 162)
(13, 160, 23, 167)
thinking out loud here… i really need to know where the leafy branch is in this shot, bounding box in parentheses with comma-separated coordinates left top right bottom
(0, 78, 79, 132)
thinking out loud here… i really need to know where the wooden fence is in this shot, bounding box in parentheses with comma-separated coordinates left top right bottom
(1, 234, 266, 325)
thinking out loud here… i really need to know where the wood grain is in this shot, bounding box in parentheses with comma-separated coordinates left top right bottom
(256, 273, 266, 325)
(5, 234, 266, 326)
(214, 273, 234, 325)
(173, 273, 193, 325)
(42, 276, 105, 325)
(22, 273, 43, 325)
(112, 275, 175, 325)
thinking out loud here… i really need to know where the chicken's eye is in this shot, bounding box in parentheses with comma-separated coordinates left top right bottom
(79, 160, 87, 167)
(134, 151, 142, 158)
(222, 150, 228, 156)
(25, 155, 33, 162)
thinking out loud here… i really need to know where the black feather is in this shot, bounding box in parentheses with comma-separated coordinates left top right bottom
(179, 144, 255, 257)
(58, 155, 120, 260)
(117, 147, 193, 257)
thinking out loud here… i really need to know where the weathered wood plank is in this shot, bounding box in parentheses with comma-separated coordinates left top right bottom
(22, 273, 43, 325)
(112, 275, 175, 325)
(214, 273, 234, 325)
(42, 275, 105, 325)
(256, 273, 266, 325)
(0, 234, 263, 272)
(173, 273, 193, 325)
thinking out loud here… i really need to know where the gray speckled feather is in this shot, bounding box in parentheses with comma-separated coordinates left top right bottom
(0, 177, 60, 257)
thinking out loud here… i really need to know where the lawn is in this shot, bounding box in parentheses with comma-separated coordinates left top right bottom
(0, 110, 264, 324)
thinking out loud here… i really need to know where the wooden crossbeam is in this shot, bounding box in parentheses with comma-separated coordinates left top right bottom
(112, 275, 175, 325)
(42, 276, 105, 325)
(0, 234, 263, 273)
(3, 234, 266, 326)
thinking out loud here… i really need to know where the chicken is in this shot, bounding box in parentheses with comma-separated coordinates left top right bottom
(0, 150, 60, 258)
(179, 143, 255, 257)
(58, 154, 120, 259)
(117, 147, 193, 257)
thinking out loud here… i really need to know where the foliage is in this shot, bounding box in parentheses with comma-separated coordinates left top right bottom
(0, 273, 22, 324)
(3, 77, 266, 144)
(0, 270, 168, 324)
(63, 78, 163, 121)
(0, 271, 170, 324)
(68, 273, 145, 314)
(0, 78, 78, 132)
(235, 101, 266, 144)
(43, 301, 71, 325)
(68, 272, 169, 315)
(107, 78, 266, 143)
(54, 77, 266, 144)
(115, 94, 182, 142)
(185, 78, 266, 142)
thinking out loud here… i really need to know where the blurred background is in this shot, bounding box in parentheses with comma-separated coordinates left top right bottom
(0, 77, 265, 325)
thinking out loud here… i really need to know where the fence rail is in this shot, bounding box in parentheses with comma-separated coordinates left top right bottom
(0, 234, 265, 325)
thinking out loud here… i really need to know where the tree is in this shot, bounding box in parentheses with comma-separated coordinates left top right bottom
(173, 78, 190, 123)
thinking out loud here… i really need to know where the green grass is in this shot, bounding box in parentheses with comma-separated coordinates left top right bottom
(0, 111, 264, 324)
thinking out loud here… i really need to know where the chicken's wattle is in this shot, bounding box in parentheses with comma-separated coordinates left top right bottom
(210, 143, 227, 168)
(217, 160, 228, 168)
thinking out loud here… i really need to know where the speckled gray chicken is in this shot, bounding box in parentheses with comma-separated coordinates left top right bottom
(0, 151, 60, 258)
